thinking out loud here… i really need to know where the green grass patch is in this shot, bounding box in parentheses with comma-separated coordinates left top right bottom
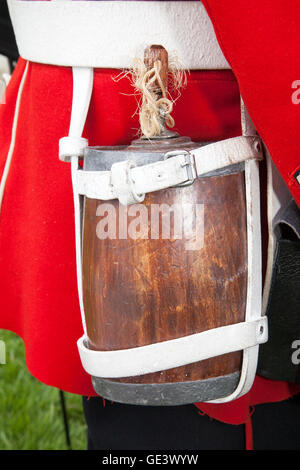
(0, 330, 87, 450)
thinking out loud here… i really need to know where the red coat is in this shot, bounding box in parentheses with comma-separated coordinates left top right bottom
(202, 0, 300, 208)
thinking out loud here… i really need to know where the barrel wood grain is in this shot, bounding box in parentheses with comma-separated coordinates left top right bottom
(82, 171, 247, 384)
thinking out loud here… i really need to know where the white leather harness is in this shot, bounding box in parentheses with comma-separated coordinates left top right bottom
(65, 66, 267, 404)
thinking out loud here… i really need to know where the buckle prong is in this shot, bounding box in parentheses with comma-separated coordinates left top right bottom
(164, 150, 197, 187)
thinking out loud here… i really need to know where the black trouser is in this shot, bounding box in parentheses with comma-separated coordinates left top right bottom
(0, 1, 18, 62)
(83, 393, 300, 450)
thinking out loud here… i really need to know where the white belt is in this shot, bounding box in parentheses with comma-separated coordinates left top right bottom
(78, 318, 268, 378)
(73, 136, 263, 206)
(7, 0, 230, 70)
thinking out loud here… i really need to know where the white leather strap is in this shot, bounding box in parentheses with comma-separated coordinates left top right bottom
(69, 67, 94, 336)
(59, 67, 93, 162)
(0, 55, 11, 104)
(0, 62, 28, 214)
(78, 317, 267, 378)
(193, 135, 262, 173)
(74, 136, 262, 205)
(8, 0, 230, 70)
(59, 136, 88, 161)
(53, 24, 266, 402)
(71, 104, 266, 401)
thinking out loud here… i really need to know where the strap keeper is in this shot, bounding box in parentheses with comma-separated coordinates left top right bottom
(59, 136, 88, 162)
(111, 160, 145, 206)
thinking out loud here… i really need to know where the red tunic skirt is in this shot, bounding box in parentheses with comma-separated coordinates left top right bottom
(0, 58, 299, 425)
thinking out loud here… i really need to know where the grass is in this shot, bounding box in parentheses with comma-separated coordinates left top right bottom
(0, 329, 87, 450)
